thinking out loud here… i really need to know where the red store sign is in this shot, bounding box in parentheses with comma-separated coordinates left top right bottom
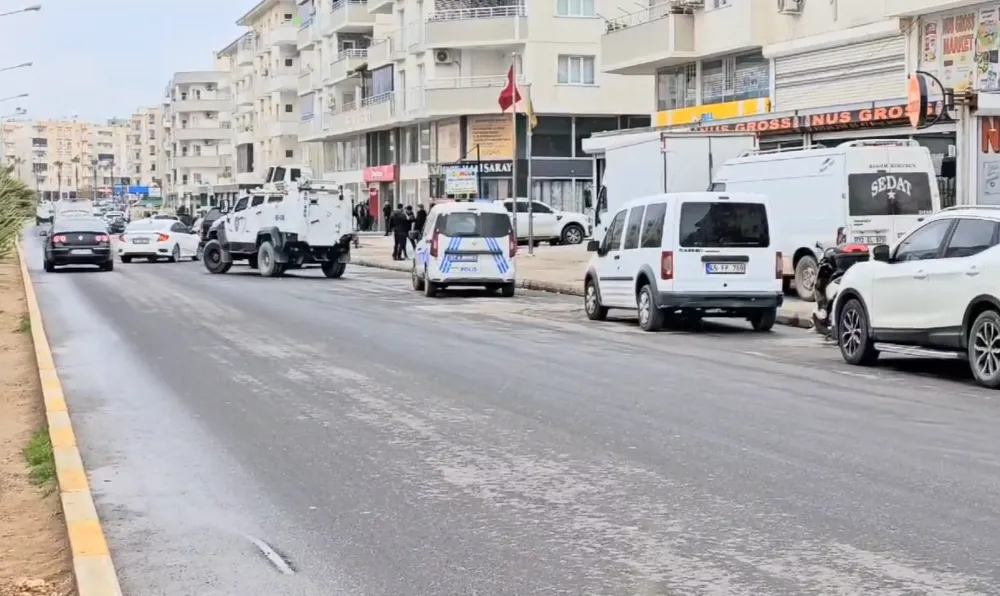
(363, 165, 397, 183)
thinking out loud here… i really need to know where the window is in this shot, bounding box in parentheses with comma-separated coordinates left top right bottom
(657, 64, 697, 112)
(170, 222, 188, 233)
(679, 202, 770, 248)
(531, 116, 573, 157)
(250, 195, 265, 207)
(623, 205, 645, 249)
(283, 12, 293, 21)
(149, 146, 155, 155)
(944, 218, 998, 258)
(284, 58, 293, 67)
(640, 202, 667, 248)
(556, 0, 595, 16)
(267, 195, 283, 203)
(234, 197, 249, 212)
(285, 104, 293, 113)
(435, 213, 512, 237)
(603, 209, 627, 252)
(558, 55, 595, 85)
(894, 219, 952, 262)
(530, 202, 552, 214)
(574, 116, 618, 157)
(701, 52, 769, 105)
(848, 173, 935, 216)
(285, 149, 294, 158)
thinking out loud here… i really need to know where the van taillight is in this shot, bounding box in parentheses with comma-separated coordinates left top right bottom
(430, 231, 439, 257)
(775, 252, 783, 279)
(509, 234, 517, 258)
(660, 251, 673, 280)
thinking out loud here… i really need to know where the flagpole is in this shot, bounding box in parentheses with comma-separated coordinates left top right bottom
(526, 83, 534, 256)
(511, 51, 519, 243)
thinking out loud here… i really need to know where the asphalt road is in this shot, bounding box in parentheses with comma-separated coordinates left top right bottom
(22, 232, 1000, 595)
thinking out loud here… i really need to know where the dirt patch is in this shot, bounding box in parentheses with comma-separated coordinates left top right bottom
(0, 257, 74, 596)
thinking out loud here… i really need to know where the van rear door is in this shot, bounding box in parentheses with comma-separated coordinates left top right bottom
(845, 147, 938, 244)
(435, 210, 513, 278)
(673, 198, 777, 294)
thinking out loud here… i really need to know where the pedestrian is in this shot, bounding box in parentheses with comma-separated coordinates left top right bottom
(415, 203, 427, 237)
(390, 203, 410, 260)
(404, 205, 418, 250)
(382, 201, 392, 236)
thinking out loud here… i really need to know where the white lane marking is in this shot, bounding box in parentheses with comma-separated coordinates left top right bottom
(739, 350, 767, 357)
(832, 369, 880, 380)
(244, 534, 295, 575)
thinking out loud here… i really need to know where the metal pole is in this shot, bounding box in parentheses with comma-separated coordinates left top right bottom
(527, 108, 533, 255)
(476, 143, 482, 198)
(511, 52, 518, 242)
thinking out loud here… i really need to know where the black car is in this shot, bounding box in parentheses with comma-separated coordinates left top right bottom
(195, 207, 223, 257)
(108, 218, 126, 234)
(44, 217, 114, 272)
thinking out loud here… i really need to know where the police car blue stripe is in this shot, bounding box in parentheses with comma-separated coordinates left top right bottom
(490, 237, 509, 275)
(483, 237, 498, 273)
(442, 237, 460, 273)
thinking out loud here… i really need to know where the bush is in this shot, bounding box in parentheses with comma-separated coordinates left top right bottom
(0, 165, 36, 261)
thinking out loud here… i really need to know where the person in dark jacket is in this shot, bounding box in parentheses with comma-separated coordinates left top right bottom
(390, 203, 410, 260)
(414, 204, 427, 237)
(382, 202, 393, 236)
(404, 206, 418, 250)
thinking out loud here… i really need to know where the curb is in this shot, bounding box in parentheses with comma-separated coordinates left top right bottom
(352, 258, 815, 329)
(16, 248, 123, 596)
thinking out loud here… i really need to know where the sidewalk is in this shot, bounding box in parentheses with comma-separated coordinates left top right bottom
(351, 236, 813, 328)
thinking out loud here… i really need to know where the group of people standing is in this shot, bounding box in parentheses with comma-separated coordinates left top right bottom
(383, 202, 427, 261)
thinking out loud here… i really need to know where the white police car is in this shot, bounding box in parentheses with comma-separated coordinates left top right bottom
(411, 199, 517, 297)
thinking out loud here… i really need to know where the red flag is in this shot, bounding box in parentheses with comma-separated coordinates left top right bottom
(497, 65, 521, 112)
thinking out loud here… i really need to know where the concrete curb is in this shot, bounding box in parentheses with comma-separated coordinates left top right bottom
(16, 247, 123, 596)
(352, 258, 814, 328)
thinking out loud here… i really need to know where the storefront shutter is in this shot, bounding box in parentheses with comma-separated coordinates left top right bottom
(773, 36, 906, 112)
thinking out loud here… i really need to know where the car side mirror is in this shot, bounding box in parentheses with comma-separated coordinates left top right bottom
(219, 203, 229, 214)
(872, 244, 890, 262)
(586, 239, 600, 252)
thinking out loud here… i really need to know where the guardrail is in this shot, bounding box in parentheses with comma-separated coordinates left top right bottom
(426, 5, 524, 22)
(606, 2, 676, 33)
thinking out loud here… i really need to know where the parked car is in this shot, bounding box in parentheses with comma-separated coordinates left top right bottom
(118, 218, 200, 263)
(43, 217, 114, 272)
(500, 199, 590, 245)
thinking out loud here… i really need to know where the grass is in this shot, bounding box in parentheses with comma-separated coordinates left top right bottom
(17, 313, 30, 333)
(23, 429, 55, 485)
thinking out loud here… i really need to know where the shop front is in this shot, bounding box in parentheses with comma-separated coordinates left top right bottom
(363, 164, 396, 224)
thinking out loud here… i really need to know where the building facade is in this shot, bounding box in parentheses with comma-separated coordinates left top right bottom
(162, 70, 233, 210)
(127, 107, 166, 188)
(1, 118, 131, 200)
(295, 0, 651, 217)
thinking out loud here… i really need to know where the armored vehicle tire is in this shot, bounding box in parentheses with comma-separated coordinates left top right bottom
(258, 241, 283, 277)
(322, 261, 346, 278)
(203, 240, 230, 274)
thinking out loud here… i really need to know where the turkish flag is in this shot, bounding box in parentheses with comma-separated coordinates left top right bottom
(497, 65, 521, 112)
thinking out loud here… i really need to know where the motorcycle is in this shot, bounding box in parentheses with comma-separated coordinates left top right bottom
(811, 241, 870, 338)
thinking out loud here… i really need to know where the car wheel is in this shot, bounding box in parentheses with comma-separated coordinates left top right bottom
(794, 255, 818, 302)
(837, 298, 879, 366)
(101, 260, 114, 272)
(202, 240, 229, 274)
(322, 261, 346, 278)
(968, 310, 1000, 388)
(423, 268, 437, 298)
(500, 282, 515, 297)
(43, 259, 55, 273)
(169, 244, 180, 262)
(561, 224, 585, 245)
(121, 256, 132, 263)
(258, 242, 282, 277)
(584, 278, 608, 321)
(636, 284, 663, 332)
(412, 263, 425, 291)
(749, 307, 776, 331)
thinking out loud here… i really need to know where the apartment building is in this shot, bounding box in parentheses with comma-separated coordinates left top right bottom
(127, 107, 166, 188)
(162, 70, 233, 210)
(1, 118, 131, 200)
(294, 0, 650, 214)
(226, 0, 304, 186)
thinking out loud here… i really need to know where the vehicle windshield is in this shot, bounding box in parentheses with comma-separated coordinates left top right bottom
(52, 218, 108, 233)
(125, 220, 170, 232)
(678, 201, 770, 248)
(437, 212, 512, 237)
(847, 172, 934, 216)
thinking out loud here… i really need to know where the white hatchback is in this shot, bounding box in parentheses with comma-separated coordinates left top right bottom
(118, 219, 200, 263)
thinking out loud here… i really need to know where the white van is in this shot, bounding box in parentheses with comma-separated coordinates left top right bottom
(712, 139, 940, 300)
(412, 200, 517, 297)
(583, 192, 782, 332)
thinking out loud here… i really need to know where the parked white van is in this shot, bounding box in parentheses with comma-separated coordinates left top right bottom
(712, 140, 940, 300)
(583, 192, 783, 332)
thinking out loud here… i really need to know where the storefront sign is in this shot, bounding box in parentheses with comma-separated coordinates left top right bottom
(442, 165, 479, 194)
(654, 98, 771, 128)
(979, 116, 1000, 204)
(363, 164, 396, 182)
(920, 7, 996, 91)
(907, 74, 929, 128)
(689, 101, 947, 135)
(477, 160, 513, 176)
(468, 115, 514, 160)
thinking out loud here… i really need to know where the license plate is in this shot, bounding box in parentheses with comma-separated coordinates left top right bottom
(454, 266, 479, 273)
(133, 238, 149, 244)
(854, 235, 886, 245)
(705, 263, 745, 274)
(70, 249, 92, 255)
(450, 254, 477, 262)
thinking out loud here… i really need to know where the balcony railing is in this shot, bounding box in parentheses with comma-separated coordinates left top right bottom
(605, 2, 676, 33)
(337, 48, 367, 61)
(426, 5, 524, 21)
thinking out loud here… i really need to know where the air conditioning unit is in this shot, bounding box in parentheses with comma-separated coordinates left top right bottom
(434, 49, 456, 64)
(206, 84, 216, 91)
(777, 0, 802, 14)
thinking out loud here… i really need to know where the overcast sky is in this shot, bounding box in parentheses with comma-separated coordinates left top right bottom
(0, 0, 247, 122)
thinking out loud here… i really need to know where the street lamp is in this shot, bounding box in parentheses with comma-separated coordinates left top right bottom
(0, 63, 32, 74)
(0, 93, 28, 103)
(0, 5, 41, 17)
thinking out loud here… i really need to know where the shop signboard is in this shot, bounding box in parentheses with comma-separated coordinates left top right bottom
(468, 115, 514, 160)
(920, 6, 1000, 91)
(442, 165, 479, 194)
(689, 101, 947, 135)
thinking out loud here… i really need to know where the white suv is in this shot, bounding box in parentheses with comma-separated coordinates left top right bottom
(501, 199, 589, 245)
(833, 205, 1000, 387)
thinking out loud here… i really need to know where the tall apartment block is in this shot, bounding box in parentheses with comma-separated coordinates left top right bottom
(2, 118, 131, 200)
(294, 0, 651, 213)
(127, 106, 166, 188)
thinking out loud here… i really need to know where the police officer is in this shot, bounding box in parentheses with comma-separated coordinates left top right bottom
(390, 203, 410, 260)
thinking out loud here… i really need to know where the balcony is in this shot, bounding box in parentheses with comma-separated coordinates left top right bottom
(235, 126, 255, 145)
(367, 0, 392, 14)
(424, 5, 527, 49)
(173, 127, 231, 141)
(237, 86, 255, 106)
(173, 98, 230, 112)
(299, 69, 319, 95)
(267, 71, 298, 93)
(324, 92, 400, 136)
(602, 5, 695, 75)
(268, 120, 299, 137)
(324, 49, 367, 85)
(265, 22, 297, 47)
(367, 37, 392, 68)
(391, 29, 406, 61)
(324, 0, 375, 35)
(175, 155, 223, 169)
(299, 115, 320, 140)
(406, 75, 521, 117)
(297, 16, 318, 49)
(237, 35, 258, 65)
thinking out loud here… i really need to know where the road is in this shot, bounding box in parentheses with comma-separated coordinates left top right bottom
(22, 233, 1000, 595)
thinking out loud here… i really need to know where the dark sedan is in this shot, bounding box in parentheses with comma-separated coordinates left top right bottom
(44, 217, 114, 272)
(108, 218, 127, 234)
